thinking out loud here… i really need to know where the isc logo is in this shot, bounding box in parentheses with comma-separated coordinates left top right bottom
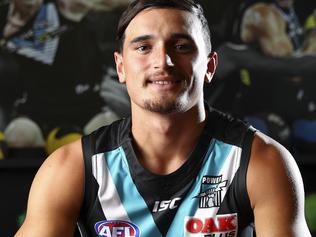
(152, 197, 181, 213)
(94, 220, 140, 237)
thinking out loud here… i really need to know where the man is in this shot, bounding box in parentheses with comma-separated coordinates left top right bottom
(14, 0, 311, 236)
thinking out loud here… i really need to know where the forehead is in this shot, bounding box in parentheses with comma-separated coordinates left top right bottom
(124, 7, 202, 42)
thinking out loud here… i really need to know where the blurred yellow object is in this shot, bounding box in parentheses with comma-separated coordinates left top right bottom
(45, 127, 82, 155)
(305, 193, 316, 232)
(0, 132, 5, 140)
(240, 69, 251, 86)
(0, 131, 7, 160)
(304, 13, 316, 32)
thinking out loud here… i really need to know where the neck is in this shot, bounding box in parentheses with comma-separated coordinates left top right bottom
(131, 101, 207, 175)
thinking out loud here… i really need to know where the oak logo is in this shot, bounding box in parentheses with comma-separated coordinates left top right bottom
(185, 214, 237, 237)
(94, 220, 140, 237)
(195, 175, 227, 208)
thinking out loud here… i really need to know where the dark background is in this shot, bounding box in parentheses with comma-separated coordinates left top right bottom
(1, 0, 316, 236)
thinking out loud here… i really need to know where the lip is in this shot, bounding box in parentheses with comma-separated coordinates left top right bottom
(147, 77, 182, 91)
(151, 80, 178, 85)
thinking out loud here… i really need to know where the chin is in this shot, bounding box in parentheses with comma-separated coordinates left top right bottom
(142, 99, 185, 114)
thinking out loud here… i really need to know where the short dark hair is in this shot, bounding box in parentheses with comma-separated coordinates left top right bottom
(116, 0, 211, 53)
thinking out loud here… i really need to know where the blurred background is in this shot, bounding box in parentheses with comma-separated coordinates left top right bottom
(0, 0, 315, 236)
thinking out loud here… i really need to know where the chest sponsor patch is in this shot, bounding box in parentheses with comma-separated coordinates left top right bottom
(94, 220, 140, 237)
(184, 213, 238, 237)
(195, 175, 228, 208)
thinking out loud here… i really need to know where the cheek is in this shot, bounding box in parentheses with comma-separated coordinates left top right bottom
(124, 55, 148, 76)
(193, 57, 208, 78)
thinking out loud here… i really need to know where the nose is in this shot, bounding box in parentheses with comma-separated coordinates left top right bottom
(165, 54, 174, 66)
(153, 46, 174, 69)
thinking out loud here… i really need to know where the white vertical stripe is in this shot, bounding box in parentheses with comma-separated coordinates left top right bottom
(92, 153, 131, 221)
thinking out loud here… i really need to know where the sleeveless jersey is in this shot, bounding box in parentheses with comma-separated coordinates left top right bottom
(78, 107, 256, 237)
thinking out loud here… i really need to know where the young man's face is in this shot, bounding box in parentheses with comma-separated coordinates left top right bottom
(115, 7, 216, 114)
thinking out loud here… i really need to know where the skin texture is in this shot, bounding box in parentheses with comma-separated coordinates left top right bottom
(248, 133, 310, 236)
(14, 7, 311, 237)
(114, 8, 217, 174)
(14, 140, 84, 237)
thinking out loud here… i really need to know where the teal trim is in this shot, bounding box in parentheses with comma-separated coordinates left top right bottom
(166, 139, 234, 236)
(105, 147, 162, 237)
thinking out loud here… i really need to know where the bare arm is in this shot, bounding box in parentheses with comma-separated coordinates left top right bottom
(14, 139, 84, 237)
(241, 3, 293, 57)
(247, 132, 311, 237)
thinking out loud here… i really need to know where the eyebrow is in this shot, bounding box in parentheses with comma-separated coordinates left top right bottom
(129, 35, 153, 45)
(170, 33, 195, 42)
(129, 33, 195, 45)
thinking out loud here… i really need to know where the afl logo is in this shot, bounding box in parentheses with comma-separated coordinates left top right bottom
(94, 220, 140, 237)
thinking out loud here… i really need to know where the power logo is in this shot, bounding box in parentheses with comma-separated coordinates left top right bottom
(195, 175, 228, 208)
(94, 220, 140, 237)
(185, 214, 237, 237)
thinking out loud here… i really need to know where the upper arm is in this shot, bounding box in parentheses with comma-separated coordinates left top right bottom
(15, 139, 84, 237)
(247, 132, 311, 237)
(240, 3, 293, 56)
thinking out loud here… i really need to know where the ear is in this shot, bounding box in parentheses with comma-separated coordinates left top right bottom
(114, 51, 126, 84)
(204, 51, 218, 83)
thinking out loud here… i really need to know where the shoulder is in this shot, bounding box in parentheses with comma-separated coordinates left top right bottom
(207, 108, 250, 146)
(246, 131, 310, 235)
(82, 117, 131, 154)
(249, 132, 300, 182)
(247, 131, 303, 206)
(32, 139, 85, 204)
(15, 139, 84, 236)
(42, 138, 83, 172)
(32, 138, 85, 212)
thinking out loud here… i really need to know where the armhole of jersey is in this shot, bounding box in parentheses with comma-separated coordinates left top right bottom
(238, 127, 256, 219)
(79, 134, 95, 222)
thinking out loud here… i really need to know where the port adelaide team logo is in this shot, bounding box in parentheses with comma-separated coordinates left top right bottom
(195, 175, 228, 208)
(95, 220, 140, 237)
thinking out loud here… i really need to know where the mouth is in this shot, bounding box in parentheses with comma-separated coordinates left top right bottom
(150, 80, 181, 85)
(146, 77, 182, 91)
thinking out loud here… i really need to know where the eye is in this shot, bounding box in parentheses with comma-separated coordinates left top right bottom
(174, 43, 195, 53)
(135, 45, 151, 53)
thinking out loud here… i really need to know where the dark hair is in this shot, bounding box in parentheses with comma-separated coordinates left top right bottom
(116, 0, 211, 53)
